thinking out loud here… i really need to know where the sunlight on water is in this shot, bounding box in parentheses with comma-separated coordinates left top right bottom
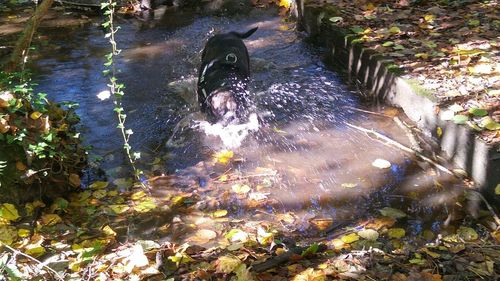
(196, 113, 260, 148)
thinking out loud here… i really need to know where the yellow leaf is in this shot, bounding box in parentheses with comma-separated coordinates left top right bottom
(69, 173, 81, 187)
(89, 181, 109, 189)
(215, 255, 241, 273)
(30, 111, 43, 120)
(218, 174, 229, 182)
(131, 190, 146, 201)
(389, 26, 401, 34)
(0, 225, 18, 245)
(92, 190, 107, 199)
(388, 228, 406, 238)
(436, 126, 443, 138)
(415, 53, 429, 59)
(213, 209, 228, 218)
(424, 14, 436, 22)
(41, 214, 62, 226)
(341, 233, 360, 244)
(102, 225, 117, 237)
(214, 150, 234, 164)
(133, 199, 156, 213)
(278, 0, 291, 8)
(108, 190, 118, 197)
(231, 184, 251, 194)
(257, 226, 274, 245)
(18, 229, 31, 238)
(0, 203, 20, 222)
(495, 184, 500, 195)
(25, 245, 46, 257)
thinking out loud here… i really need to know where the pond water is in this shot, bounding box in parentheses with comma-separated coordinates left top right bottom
(29, 7, 464, 241)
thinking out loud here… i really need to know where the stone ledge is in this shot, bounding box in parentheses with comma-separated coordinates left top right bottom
(295, 1, 499, 203)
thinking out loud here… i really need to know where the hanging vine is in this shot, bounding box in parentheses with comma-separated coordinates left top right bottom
(101, 0, 143, 183)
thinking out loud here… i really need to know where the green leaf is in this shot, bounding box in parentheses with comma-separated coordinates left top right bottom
(382, 41, 394, 47)
(301, 243, 319, 256)
(452, 114, 469, 124)
(389, 26, 401, 34)
(457, 226, 478, 241)
(469, 108, 488, 117)
(350, 26, 365, 34)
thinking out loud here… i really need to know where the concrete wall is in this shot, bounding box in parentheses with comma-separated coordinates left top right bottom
(294, 1, 499, 205)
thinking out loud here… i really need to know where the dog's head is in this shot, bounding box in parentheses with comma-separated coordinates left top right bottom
(207, 88, 239, 126)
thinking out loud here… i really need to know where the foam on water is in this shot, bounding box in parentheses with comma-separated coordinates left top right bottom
(196, 113, 259, 148)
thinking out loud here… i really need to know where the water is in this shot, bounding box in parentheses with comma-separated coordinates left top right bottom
(26, 7, 465, 241)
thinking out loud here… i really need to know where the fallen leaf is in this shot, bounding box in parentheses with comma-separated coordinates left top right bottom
(453, 114, 469, 124)
(457, 226, 478, 241)
(358, 229, 379, 241)
(0, 203, 20, 222)
(215, 255, 241, 273)
(133, 199, 156, 213)
(388, 228, 406, 238)
(214, 150, 234, 164)
(469, 108, 488, 117)
(379, 207, 407, 219)
(231, 184, 251, 194)
(225, 229, 249, 243)
(69, 173, 81, 187)
(30, 111, 43, 120)
(109, 204, 129, 214)
(0, 225, 18, 245)
(41, 214, 62, 226)
(89, 181, 109, 189)
(213, 209, 228, 218)
(341, 233, 360, 244)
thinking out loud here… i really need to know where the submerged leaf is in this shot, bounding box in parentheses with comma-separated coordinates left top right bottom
(379, 207, 407, 219)
(457, 226, 478, 241)
(358, 229, 379, 241)
(388, 228, 406, 238)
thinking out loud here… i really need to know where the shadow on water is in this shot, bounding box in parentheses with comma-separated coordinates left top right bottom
(29, 7, 465, 243)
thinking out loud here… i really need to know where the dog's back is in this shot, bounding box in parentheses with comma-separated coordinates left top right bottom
(197, 27, 258, 124)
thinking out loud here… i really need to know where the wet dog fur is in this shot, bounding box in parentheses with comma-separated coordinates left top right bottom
(197, 27, 258, 125)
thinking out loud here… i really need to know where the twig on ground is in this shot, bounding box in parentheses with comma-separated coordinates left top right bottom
(344, 122, 454, 175)
(3, 244, 64, 280)
(251, 244, 327, 273)
(343, 106, 392, 118)
(393, 116, 423, 153)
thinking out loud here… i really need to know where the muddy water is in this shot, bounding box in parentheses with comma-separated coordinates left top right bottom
(30, 8, 464, 240)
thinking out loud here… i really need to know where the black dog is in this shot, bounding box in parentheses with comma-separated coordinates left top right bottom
(197, 27, 258, 125)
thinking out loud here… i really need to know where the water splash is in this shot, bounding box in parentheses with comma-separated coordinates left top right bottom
(196, 113, 259, 148)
